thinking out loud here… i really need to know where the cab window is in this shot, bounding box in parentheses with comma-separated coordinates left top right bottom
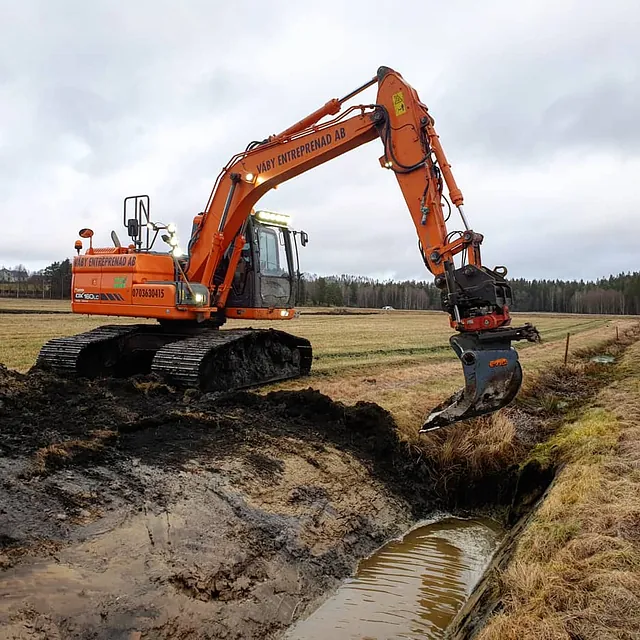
(259, 227, 287, 276)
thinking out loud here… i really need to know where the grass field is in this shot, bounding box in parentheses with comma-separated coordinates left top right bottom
(0, 298, 635, 435)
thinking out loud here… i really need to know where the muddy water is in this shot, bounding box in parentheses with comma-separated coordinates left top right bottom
(287, 517, 504, 640)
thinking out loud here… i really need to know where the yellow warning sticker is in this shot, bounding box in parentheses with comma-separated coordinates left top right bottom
(392, 90, 407, 116)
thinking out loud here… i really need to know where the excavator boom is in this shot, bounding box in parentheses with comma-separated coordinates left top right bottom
(183, 65, 540, 428)
(37, 66, 539, 430)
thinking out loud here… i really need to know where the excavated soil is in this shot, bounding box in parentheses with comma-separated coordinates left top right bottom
(0, 364, 434, 639)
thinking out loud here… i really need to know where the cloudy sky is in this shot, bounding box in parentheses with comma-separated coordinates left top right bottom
(1, 0, 637, 282)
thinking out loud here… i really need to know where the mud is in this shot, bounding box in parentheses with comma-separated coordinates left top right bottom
(0, 364, 434, 639)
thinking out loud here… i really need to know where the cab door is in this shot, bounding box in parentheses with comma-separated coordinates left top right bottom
(255, 223, 293, 308)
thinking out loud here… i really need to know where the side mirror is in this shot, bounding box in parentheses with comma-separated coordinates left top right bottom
(300, 231, 309, 247)
(79, 228, 94, 251)
(127, 218, 140, 238)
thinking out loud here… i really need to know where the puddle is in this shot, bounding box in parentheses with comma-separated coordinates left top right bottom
(287, 516, 504, 640)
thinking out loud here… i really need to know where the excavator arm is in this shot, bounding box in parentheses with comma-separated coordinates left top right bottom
(188, 68, 472, 292)
(186, 66, 539, 429)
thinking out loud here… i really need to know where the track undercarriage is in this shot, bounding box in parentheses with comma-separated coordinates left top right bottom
(36, 324, 313, 392)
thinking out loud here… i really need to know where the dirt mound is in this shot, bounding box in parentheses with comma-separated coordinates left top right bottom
(0, 367, 431, 639)
(0, 368, 428, 503)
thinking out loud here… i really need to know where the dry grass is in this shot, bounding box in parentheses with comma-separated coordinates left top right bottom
(0, 298, 71, 312)
(263, 313, 636, 436)
(32, 430, 117, 474)
(479, 339, 640, 640)
(132, 379, 174, 395)
(418, 412, 524, 492)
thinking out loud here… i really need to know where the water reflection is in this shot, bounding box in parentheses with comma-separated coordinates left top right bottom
(288, 517, 504, 640)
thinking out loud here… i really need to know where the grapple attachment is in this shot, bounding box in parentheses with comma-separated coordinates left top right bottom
(421, 325, 539, 432)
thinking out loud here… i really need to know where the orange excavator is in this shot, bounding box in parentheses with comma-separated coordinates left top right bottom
(37, 66, 539, 430)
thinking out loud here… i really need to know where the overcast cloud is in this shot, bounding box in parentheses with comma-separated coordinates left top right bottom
(0, 0, 638, 282)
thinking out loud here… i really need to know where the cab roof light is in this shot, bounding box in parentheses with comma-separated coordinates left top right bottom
(254, 210, 291, 227)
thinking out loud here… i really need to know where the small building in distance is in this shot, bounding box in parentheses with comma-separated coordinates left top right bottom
(0, 268, 28, 283)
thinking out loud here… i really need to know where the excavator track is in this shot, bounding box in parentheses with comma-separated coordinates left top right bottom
(36, 325, 312, 392)
(151, 329, 312, 392)
(36, 325, 147, 377)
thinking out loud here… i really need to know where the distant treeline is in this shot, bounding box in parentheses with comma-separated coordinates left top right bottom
(299, 273, 640, 315)
(3, 258, 640, 315)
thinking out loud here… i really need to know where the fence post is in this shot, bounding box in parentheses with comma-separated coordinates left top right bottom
(616, 326, 619, 342)
(564, 332, 571, 366)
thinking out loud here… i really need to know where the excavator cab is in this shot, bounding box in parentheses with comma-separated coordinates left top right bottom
(121, 196, 307, 315)
(225, 211, 306, 311)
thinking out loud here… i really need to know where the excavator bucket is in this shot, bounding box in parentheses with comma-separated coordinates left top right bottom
(421, 332, 523, 432)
